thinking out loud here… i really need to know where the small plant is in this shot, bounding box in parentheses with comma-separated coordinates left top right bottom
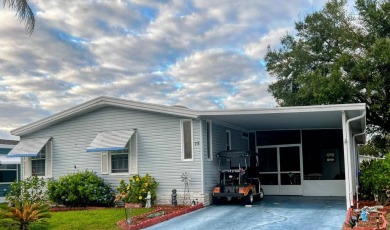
(116, 174, 158, 206)
(3, 202, 51, 230)
(47, 170, 114, 207)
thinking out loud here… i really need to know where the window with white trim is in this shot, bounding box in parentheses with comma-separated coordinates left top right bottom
(100, 133, 137, 175)
(109, 148, 129, 174)
(181, 120, 193, 160)
(226, 130, 231, 150)
(206, 121, 212, 160)
(23, 141, 52, 179)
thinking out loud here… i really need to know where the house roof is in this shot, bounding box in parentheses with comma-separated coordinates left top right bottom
(11, 96, 198, 136)
(0, 139, 19, 145)
(11, 96, 366, 138)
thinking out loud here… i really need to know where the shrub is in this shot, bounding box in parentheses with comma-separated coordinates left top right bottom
(359, 154, 390, 203)
(116, 174, 158, 206)
(6, 176, 49, 206)
(47, 170, 114, 207)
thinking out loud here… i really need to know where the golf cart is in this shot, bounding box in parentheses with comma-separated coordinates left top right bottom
(212, 150, 264, 205)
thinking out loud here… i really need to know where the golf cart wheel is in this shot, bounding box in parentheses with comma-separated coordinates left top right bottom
(245, 191, 253, 205)
(259, 188, 264, 200)
(212, 196, 220, 205)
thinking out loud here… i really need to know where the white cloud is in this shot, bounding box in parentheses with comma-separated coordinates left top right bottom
(0, 0, 337, 139)
(244, 28, 290, 59)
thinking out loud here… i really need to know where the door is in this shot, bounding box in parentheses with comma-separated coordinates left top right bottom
(258, 145, 302, 195)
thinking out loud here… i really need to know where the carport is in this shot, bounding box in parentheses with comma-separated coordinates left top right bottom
(199, 103, 366, 209)
(146, 196, 346, 230)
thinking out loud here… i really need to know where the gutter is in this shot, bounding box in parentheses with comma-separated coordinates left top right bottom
(344, 111, 366, 208)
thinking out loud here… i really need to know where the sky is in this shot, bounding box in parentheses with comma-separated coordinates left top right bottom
(0, 0, 356, 140)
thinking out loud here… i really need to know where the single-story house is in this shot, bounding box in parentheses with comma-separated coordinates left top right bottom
(7, 96, 366, 209)
(0, 139, 20, 196)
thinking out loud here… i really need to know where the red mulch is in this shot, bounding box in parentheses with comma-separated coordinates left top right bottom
(131, 205, 188, 225)
(117, 204, 204, 230)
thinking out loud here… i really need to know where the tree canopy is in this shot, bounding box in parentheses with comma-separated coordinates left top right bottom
(265, 0, 390, 136)
(3, 0, 35, 35)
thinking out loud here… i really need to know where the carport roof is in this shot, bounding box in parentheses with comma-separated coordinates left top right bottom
(198, 103, 366, 133)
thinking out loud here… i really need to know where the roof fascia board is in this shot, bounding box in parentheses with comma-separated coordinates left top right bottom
(102, 97, 198, 118)
(198, 103, 366, 116)
(12, 96, 198, 136)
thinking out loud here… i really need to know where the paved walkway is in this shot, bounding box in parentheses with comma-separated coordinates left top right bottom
(146, 196, 346, 230)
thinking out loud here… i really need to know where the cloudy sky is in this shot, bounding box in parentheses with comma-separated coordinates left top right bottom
(0, 0, 355, 140)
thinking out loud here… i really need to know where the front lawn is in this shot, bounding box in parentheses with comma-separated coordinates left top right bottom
(0, 204, 151, 230)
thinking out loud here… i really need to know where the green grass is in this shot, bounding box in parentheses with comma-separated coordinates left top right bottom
(0, 204, 151, 230)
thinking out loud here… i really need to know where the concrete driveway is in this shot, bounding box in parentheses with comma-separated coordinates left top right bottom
(146, 196, 346, 230)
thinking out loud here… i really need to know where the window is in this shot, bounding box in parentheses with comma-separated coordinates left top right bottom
(31, 147, 46, 177)
(109, 148, 129, 174)
(226, 130, 231, 150)
(100, 132, 137, 175)
(181, 120, 193, 160)
(206, 121, 212, 160)
(0, 164, 18, 183)
(21, 140, 52, 179)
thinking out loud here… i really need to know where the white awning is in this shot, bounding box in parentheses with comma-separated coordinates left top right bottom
(0, 155, 20, 164)
(86, 130, 135, 152)
(7, 137, 51, 157)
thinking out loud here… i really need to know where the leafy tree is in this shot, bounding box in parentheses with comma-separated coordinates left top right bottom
(359, 134, 390, 156)
(265, 0, 390, 136)
(2, 0, 35, 35)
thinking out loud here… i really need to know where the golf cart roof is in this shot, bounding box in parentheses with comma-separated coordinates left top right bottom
(216, 150, 258, 158)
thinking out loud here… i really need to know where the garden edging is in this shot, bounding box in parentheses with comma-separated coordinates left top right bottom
(117, 203, 204, 230)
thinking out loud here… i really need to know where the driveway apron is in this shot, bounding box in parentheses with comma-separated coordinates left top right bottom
(146, 196, 346, 230)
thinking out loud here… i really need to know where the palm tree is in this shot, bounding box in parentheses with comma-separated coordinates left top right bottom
(3, 0, 35, 35)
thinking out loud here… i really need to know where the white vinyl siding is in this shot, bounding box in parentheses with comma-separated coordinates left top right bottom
(181, 120, 193, 160)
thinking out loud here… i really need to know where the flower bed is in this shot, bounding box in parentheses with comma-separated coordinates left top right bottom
(342, 203, 389, 230)
(117, 204, 204, 230)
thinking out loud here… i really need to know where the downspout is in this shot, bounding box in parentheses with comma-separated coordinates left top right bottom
(200, 119, 204, 195)
(344, 111, 366, 208)
(353, 129, 366, 210)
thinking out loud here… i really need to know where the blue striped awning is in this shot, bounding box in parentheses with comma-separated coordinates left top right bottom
(86, 130, 135, 152)
(7, 137, 51, 157)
